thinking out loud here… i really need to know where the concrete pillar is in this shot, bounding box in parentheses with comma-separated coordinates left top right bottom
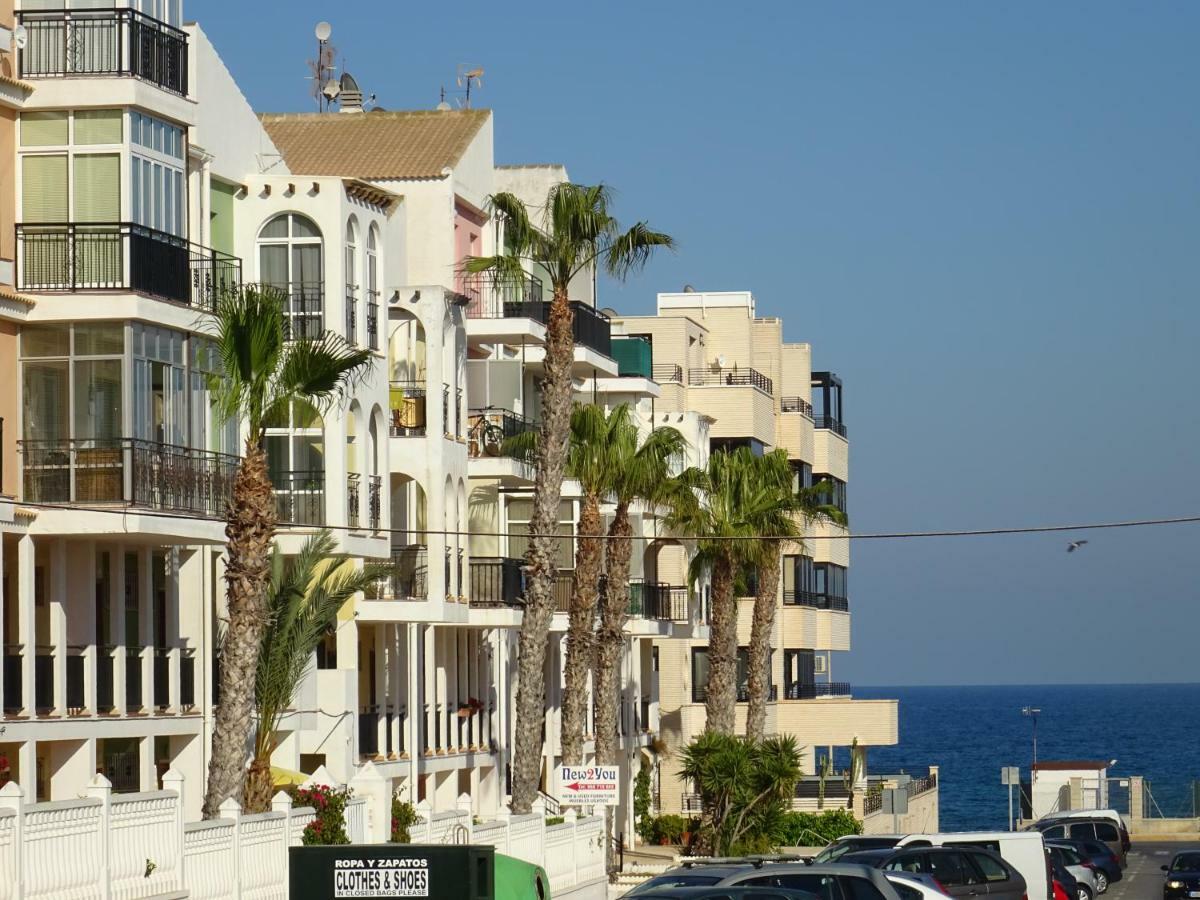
(374, 624, 386, 755)
(18, 739, 36, 801)
(139, 547, 153, 712)
(167, 549, 181, 714)
(17, 534, 35, 716)
(110, 545, 126, 716)
(49, 539, 68, 715)
(1130, 776, 1145, 821)
(407, 624, 421, 781)
(139, 734, 156, 790)
(77, 542, 98, 716)
(389, 625, 402, 757)
(424, 626, 436, 753)
(48, 738, 91, 800)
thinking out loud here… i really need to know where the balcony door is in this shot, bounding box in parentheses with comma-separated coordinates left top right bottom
(258, 213, 324, 339)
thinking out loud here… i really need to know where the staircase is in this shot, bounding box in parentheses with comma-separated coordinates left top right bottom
(611, 861, 671, 898)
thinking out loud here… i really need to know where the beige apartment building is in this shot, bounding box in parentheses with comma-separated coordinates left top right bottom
(610, 289, 899, 813)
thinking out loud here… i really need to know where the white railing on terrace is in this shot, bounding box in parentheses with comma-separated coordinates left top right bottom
(0, 765, 603, 899)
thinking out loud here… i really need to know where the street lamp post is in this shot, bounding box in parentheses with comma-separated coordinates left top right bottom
(1022, 706, 1041, 819)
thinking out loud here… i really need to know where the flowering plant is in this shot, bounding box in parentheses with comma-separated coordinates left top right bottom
(293, 784, 352, 845)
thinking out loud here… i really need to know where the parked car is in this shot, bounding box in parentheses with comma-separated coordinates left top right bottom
(623, 861, 805, 898)
(893, 832, 1052, 900)
(813, 836, 904, 864)
(1053, 880, 1070, 900)
(1046, 844, 1097, 900)
(1033, 819, 1126, 869)
(1161, 851, 1200, 900)
(885, 872, 952, 900)
(714, 862, 906, 900)
(1046, 839, 1121, 893)
(1052, 861, 1081, 900)
(1035, 811, 1130, 852)
(839, 846, 1026, 900)
(631, 889, 821, 900)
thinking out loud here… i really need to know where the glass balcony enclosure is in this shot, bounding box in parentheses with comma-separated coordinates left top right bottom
(16, 1, 188, 96)
(18, 321, 239, 516)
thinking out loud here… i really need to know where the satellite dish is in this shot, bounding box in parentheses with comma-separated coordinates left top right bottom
(314, 21, 332, 42)
(321, 79, 341, 101)
(13, 25, 26, 50)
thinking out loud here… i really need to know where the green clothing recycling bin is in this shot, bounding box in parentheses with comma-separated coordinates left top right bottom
(289, 844, 495, 899)
(495, 852, 550, 900)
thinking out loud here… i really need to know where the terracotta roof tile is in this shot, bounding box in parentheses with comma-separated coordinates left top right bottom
(1032, 760, 1111, 771)
(260, 109, 489, 180)
(0, 286, 35, 306)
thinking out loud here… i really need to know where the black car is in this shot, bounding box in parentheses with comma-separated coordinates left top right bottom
(624, 861, 808, 898)
(1162, 851, 1200, 900)
(839, 847, 1026, 900)
(1046, 839, 1122, 893)
(633, 889, 819, 900)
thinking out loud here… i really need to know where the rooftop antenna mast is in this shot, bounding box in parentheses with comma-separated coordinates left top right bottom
(308, 22, 338, 112)
(456, 65, 484, 108)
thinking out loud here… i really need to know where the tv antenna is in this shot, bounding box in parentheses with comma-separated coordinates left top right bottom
(308, 22, 338, 112)
(456, 65, 484, 108)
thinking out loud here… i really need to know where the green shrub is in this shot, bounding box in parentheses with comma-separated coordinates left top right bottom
(777, 809, 862, 847)
(545, 816, 565, 826)
(656, 814, 688, 843)
(293, 784, 351, 845)
(633, 763, 654, 842)
(390, 794, 421, 843)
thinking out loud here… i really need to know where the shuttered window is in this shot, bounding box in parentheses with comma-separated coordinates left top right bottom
(73, 154, 120, 222)
(20, 111, 68, 147)
(22, 155, 68, 221)
(74, 109, 123, 145)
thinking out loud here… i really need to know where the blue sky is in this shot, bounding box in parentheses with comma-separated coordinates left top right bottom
(201, 1, 1200, 685)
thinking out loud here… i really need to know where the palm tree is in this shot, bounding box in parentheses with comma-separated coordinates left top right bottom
(594, 410, 685, 768)
(558, 404, 627, 766)
(203, 285, 373, 819)
(244, 531, 389, 813)
(666, 447, 773, 736)
(743, 452, 846, 740)
(464, 184, 673, 814)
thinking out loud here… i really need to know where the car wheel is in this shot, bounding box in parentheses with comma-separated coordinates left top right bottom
(1094, 872, 1108, 893)
(1078, 886, 1093, 900)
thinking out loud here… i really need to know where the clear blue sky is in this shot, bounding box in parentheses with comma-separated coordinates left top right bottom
(201, 1, 1200, 686)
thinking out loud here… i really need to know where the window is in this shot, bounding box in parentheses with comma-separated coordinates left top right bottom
(783, 554, 816, 603)
(258, 213, 324, 339)
(969, 852, 1011, 883)
(814, 473, 847, 514)
(811, 371, 845, 427)
(131, 112, 186, 237)
(1094, 823, 1120, 842)
(264, 400, 326, 525)
(842, 878, 890, 900)
(20, 109, 124, 224)
(740, 872, 840, 900)
(691, 646, 768, 703)
(21, 322, 125, 444)
(814, 563, 848, 603)
(890, 881, 922, 900)
(710, 436, 766, 456)
(790, 460, 813, 493)
(506, 498, 574, 570)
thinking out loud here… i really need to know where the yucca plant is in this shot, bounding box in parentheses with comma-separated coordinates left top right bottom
(464, 185, 673, 814)
(203, 285, 372, 818)
(243, 530, 389, 813)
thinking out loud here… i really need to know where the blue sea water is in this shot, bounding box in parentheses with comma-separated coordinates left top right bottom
(847, 684, 1200, 831)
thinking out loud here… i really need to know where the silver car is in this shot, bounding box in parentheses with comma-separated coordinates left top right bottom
(717, 863, 905, 900)
(1048, 845, 1099, 900)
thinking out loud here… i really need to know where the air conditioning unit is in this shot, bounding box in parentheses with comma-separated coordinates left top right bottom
(813, 656, 828, 675)
(0, 26, 12, 53)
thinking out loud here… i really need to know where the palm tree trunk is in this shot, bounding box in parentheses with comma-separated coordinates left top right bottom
(562, 492, 602, 765)
(705, 551, 738, 736)
(746, 541, 780, 740)
(596, 503, 632, 875)
(244, 757, 274, 813)
(510, 287, 575, 815)
(203, 442, 276, 818)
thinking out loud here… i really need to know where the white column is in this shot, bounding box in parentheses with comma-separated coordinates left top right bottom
(449, 629, 460, 750)
(111, 545, 127, 716)
(167, 549, 181, 713)
(139, 547, 153, 712)
(436, 630, 449, 751)
(389, 625, 402, 757)
(374, 625, 386, 755)
(423, 626, 436, 754)
(17, 534, 35, 717)
(407, 623, 420, 779)
(139, 734, 155, 790)
(18, 739, 36, 801)
(49, 539, 67, 715)
(81, 542, 98, 716)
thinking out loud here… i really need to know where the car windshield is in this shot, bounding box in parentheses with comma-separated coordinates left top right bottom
(1171, 854, 1200, 872)
(629, 874, 725, 894)
(815, 839, 898, 863)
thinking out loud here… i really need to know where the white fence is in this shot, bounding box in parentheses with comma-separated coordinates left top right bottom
(0, 766, 601, 899)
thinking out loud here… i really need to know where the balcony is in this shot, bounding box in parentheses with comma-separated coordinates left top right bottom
(784, 682, 851, 700)
(692, 684, 778, 703)
(368, 475, 381, 531)
(387, 546, 428, 600)
(389, 382, 427, 437)
(467, 408, 537, 464)
(345, 288, 358, 344)
(688, 367, 774, 395)
(470, 558, 524, 608)
(366, 291, 380, 350)
(562, 301, 612, 357)
(17, 8, 189, 96)
(347, 473, 361, 529)
(651, 363, 684, 385)
(20, 438, 238, 518)
(814, 415, 848, 438)
(274, 282, 324, 341)
(611, 337, 652, 379)
(16, 223, 242, 311)
(781, 397, 814, 418)
(783, 590, 849, 612)
(627, 581, 690, 622)
(460, 272, 544, 319)
(274, 470, 325, 527)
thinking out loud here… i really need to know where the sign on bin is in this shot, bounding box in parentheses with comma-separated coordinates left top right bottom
(558, 765, 619, 805)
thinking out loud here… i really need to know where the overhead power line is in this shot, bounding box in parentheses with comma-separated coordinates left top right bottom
(8, 501, 1200, 542)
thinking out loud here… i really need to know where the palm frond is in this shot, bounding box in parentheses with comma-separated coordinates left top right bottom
(604, 222, 676, 280)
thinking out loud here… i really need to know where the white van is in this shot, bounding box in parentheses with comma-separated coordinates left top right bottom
(895, 832, 1051, 900)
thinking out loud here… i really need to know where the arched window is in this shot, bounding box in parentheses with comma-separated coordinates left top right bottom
(258, 213, 323, 340)
(366, 226, 380, 349)
(265, 398, 325, 526)
(345, 217, 359, 345)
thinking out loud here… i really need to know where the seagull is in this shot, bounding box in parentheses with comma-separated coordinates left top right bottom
(1066, 540, 1089, 553)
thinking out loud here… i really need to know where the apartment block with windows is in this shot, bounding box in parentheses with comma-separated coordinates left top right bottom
(610, 290, 899, 814)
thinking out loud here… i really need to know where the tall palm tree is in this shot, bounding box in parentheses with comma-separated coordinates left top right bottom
(464, 184, 673, 814)
(203, 285, 372, 819)
(244, 531, 389, 813)
(594, 411, 686, 768)
(743, 452, 846, 740)
(666, 447, 777, 736)
(559, 404, 624, 766)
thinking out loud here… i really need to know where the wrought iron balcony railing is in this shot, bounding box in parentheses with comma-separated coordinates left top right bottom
(366, 290, 380, 350)
(389, 381, 427, 437)
(460, 272, 545, 319)
(20, 437, 238, 518)
(388, 546, 428, 600)
(781, 396, 814, 417)
(345, 287, 358, 344)
(17, 8, 189, 95)
(469, 557, 524, 608)
(563, 301, 611, 357)
(274, 469, 325, 527)
(783, 590, 849, 612)
(814, 415, 848, 438)
(16, 223, 241, 311)
(688, 367, 774, 395)
(347, 472, 361, 529)
(368, 475, 382, 531)
(651, 363, 684, 385)
(268, 281, 324, 341)
(784, 682, 851, 700)
(467, 407, 537, 463)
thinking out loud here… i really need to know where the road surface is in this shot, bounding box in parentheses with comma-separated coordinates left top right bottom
(1108, 843, 1200, 900)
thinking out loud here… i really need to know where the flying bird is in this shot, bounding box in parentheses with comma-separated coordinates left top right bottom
(1066, 540, 1089, 553)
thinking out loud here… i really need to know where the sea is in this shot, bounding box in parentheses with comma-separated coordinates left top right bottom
(844, 683, 1200, 831)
